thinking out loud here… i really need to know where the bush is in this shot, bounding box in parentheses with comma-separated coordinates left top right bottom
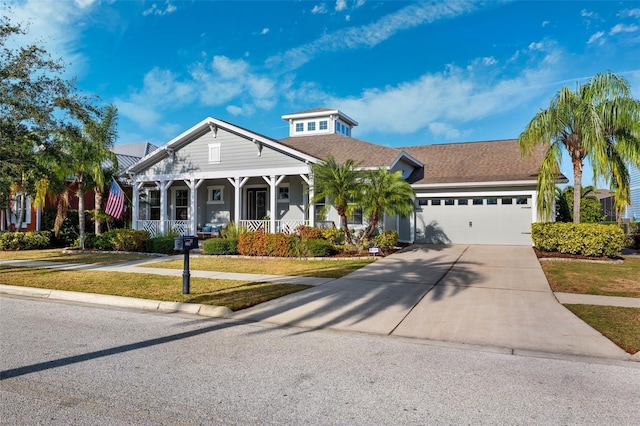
(203, 238, 238, 255)
(304, 238, 334, 257)
(0, 231, 51, 250)
(296, 225, 323, 240)
(92, 229, 149, 252)
(370, 230, 399, 251)
(146, 235, 178, 254)
(237, 232, 296, 257)
(531, 222, 627, 257)
(322, 227, 346, 246)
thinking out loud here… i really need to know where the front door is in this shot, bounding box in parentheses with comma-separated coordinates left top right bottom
(246, 188, 267, 220)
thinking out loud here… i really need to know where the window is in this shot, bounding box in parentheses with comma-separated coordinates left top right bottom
(319, 120, 328, 130)
(418, 199, 429, 206)
(431, 199, 441, 206)
(175, 189, 189, 220)
(149, 190, 160, 220)
(277, 185, 289, 202)
(346, 127, 350, 136)
(295, 123, 304, 132)
(208, 143, 221, 163)
(501, 198, 513, 205)
(315, 198, 326, 222)
(516, 197, 528, 205)
(458, 199, 468, 205)
(444, 199, 455, 206)
(347, 207, 363, 225)
(307, 122, 316, 131)
(487, 198, 498, 205)
(473, 198, 483, 205)
(207, 186, 224, 204)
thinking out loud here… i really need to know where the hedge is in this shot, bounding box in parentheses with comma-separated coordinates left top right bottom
(146, 235, 179, 254)
(531, 222, 627, 257)
(304, 238, 334, 257)
(0, 231, 51, 250)
(203, 238, 238, 255)
(89, 229, 150, 252)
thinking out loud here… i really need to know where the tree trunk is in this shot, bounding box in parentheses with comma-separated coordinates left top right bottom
(16, 192, 26, 231)
(78, 180, 86, 249)
(94, 189, 103, 235)
(337, 206, 352, 244)
(54, 189, 70, 236)
(572, 158, 583, 224)
(364, 211, 379, 239)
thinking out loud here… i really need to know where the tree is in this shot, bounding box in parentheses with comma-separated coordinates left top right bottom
(519, 71, 640, 223)
(555, 185, 604, 223)
(312, 156, 363, 243)
(361, 168, 415, 238)
(57, 106, 118, 249)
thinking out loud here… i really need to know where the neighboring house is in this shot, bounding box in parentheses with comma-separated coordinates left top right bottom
(593, 189, 617, 222)
(623, 164, 640, 222)
(1, 142, 158, 232)
(126, 108, 549, 245)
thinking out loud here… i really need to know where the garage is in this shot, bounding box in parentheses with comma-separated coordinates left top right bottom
(414, 195, 534, 245)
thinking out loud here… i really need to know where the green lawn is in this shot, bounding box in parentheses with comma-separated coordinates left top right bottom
(541, 256, 640, 298)
(0, 266, 310, 311)
(0, 249, 153, 265)
(145, 257, 375, 278)
(564, 304, 640, 354)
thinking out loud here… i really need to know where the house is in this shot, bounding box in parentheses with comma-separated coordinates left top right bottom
(623, 164, 640, 222)
(126, 108, 548, 245)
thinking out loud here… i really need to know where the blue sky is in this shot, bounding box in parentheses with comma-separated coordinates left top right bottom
(6, 0, 640, 185)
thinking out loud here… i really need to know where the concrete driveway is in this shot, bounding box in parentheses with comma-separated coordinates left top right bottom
(234, 245, 630, 359)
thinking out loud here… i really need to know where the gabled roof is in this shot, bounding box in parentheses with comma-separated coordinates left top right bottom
(112, 142, 158, 158)
(126, 117, 318, 174)
(401, 139, 549, 185)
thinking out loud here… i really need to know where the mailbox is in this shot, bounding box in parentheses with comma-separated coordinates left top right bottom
(174, 236, 198, 252)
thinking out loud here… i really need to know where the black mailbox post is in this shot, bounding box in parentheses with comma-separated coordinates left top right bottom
(174, 236, 198, 294)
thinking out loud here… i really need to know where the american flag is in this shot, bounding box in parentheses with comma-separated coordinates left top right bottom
(105, 180, 125, 219)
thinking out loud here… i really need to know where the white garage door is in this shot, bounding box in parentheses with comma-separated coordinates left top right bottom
(414, 196, 533, 245)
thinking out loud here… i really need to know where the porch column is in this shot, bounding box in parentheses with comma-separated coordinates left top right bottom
(228, 177, 249, 225)
(184, 179, 205, 235)
(155, 180, 173, 234)
(301, 173, 314, 227)
(263, 175, 285, 233)
(132, 181, 143, 230)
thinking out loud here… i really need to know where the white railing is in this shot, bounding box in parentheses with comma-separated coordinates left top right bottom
(138, 220, 161, 237)
(137, 220, 190, 237)
(238, 220, 309, 234)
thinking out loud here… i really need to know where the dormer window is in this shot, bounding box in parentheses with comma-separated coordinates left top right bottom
(295, 123, 303, 132)
(307, 122, 316, 131)
(282, 108, 358, 138)
(319, 120, 327, 130)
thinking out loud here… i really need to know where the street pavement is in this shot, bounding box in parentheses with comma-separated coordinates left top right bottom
(1, 296, 639, 425)
(1, 244, 638, 362)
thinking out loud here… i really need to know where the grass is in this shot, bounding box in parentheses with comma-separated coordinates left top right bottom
(0, 249, 153, 265)
(541, 256, 640, 298)
(0, 266, 310, 311)
(564, 304, 640, 354)
(145, 257, 376, 278)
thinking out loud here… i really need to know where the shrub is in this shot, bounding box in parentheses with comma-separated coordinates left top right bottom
(531, 222, 627, 257)
(238, 232, 296, 257)
(221, 222, 247, 239)
(371, 230, 399, 251)
(146, 235, 178, 254)
(304, 238, 334, 257)
(296, 225, 323, 240)
(322, 227, 346, 246)
(92, 229, 149, 252)
(203, 238, 238, 255)
(0, 231, 51, 250)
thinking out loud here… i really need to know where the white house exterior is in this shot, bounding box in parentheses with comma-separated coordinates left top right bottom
(126, 108, 549, 245)
(623, 163, 640, 221)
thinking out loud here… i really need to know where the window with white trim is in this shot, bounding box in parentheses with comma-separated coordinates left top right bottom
(319, 120, 328, 130)
(277, 184, 289, 202)
(295, 123, 304, 132)
(175, 189, 189, 220)
(149, 190, 160, 220)
(208, 143, 221, 163)
(307, 122, 316, 131)
(207, 186, 224, 204)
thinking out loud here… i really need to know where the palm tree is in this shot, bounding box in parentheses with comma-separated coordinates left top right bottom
(312, 156, 362, 243)
(59, 105, 118, 248)
(361, 168, 415, 238)
(519, 71, 640, 223)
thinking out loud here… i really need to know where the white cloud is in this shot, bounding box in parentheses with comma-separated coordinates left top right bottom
(345, 15, 351, 22)
(587, 31, 605, 44)
(312, 4, 328, 14)
(226, 105, 243, 116)
(261, 28, 269, 35)
(335, 0, 347, 12)
(609, 24, 639, 35)
(482, 56, 497, 66)
(541, 20, 550, 27)
(267, 1, 479, 72)
(427, 122, 464, 139)
(618, 8, 640, 18)
(143, 1, 177, 17)
(355, 0, 366, 7)
(580, 9, 597, 18)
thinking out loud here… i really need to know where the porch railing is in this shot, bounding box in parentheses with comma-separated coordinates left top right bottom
(238, 220, 309, 234)
(137, 220, 190, 237)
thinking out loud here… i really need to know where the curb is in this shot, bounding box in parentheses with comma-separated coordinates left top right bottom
(0, 284, 233, 319)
